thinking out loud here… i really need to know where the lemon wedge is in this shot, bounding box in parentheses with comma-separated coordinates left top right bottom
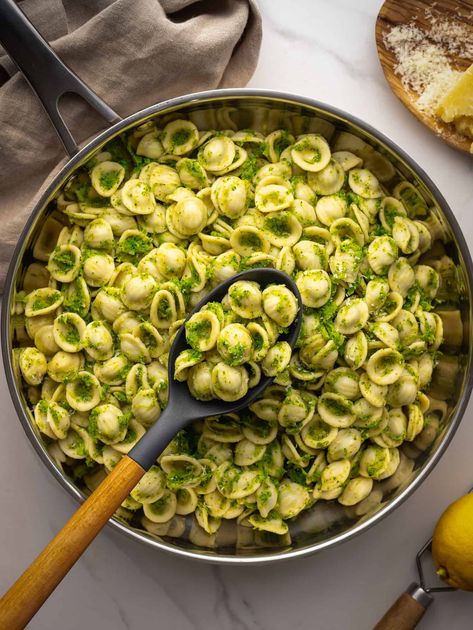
(436, 63, 473, 123)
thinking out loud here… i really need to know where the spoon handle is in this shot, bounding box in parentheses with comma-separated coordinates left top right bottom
(0, 455, 145, 630)
(128, 403, 192, 469)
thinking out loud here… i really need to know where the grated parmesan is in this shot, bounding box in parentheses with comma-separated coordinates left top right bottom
(425, 4, 473, 59)
(383, 5, 472, 117)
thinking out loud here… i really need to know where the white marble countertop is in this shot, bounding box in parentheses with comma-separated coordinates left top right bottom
(2, 0, 473, 628)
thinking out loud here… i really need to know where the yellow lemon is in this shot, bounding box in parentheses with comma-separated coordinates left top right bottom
(431, 493, 473, 591)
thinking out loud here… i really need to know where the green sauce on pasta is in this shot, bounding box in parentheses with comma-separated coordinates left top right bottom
(16, 118, 448, 541)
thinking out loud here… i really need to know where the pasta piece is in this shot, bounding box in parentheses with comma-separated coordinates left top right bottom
(348, 169, 382, 198)
(359, 372, 387, 408)
(25, 288, 63, 318)
(212, 176, 248, 219)
(186, 362, 212, 401)
(143, 490, 177, 523)
(117, 230, 153, 263)
(34, 325, 60, 356)
(168, 196, 207, 236)
(366, 348, 404, 386)
(319, 460, 351, 492)
(90, 161, 125, 197)
(47, 351, 82, 383)
(217, 324, 253, 366)
(93, 354, 129, 385)
(19, 348, 47, 386)
(365, 277, 390, 313)
(66, 371, 101, 412)
(291, 134, 331, 172)
(296, 270, 331, 308)
(315, 194, 347, 226)
(262, 284, 298, 327)
(46, 401, 71, 440)
(228, 281, 263, 319)
(198, 136, 236, 172)
(234, 439, 266, 466)
(175, 488, 198, 515)
(307, 159, 344, 195)
(332, 150, 362, 170)
(324, 368, 360, 400)
(248, 513, 288, 535)
(136, 132, 163, 159)
(359, 445, 391, 479)
(334, 298, 369, 335)
(186, 311, 221, 352)
(329, 240, 363, 283)
(344, 331, 368, 370)
(84, 219, 114, 250)
(330, 218, 365, 247)
(48, 244, 81, 283)
(83, 321, 114, 361)
(367, 236, 398, 275)
(161, 119, 199, 155)
(161, 455, 203, 489)
(53, 313, 86, 353)
(392, 217, 419, 254)
(261, 342, 292, 377)
(83, 252, 115, 287)
(255, 184, 294, 213)
(89, 404, 128, 445)
(328, 428, 362, 461)
(121, 273, 157, 311)
(263, 212, 302, 247)
(92, 288, 127, 322)
(131, 388, 161, 426)
(211, 363, 249, 402)
(146, 164, 180, 201)
(318, 393, 355, 428)
(301, 416, 338, 449)
(216, 463, 260, 499)
(338, 477, 373, 506)
(113, 419, 146, 454)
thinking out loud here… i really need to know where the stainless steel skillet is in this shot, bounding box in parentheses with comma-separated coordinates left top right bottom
(1, 0, 473, 571)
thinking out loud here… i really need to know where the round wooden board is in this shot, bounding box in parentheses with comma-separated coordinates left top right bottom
(376, 0, 473, 154)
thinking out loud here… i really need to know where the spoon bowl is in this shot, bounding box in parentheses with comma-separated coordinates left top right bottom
(130, 268, 303, 469)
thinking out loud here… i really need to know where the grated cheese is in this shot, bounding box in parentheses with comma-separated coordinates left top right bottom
(425, 4, 473, 59)
(383, 6, 472, 117)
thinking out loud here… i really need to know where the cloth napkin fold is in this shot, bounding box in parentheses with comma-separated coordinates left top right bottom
(0, 0, 262, 291)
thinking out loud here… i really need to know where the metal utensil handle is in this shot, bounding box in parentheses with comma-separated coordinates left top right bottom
(373, 583, 433, 630)
(0, 0, 121, 157)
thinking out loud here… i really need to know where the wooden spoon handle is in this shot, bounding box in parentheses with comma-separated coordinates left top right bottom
(0, 456, 145, 630)
(373, 583, 433, 630)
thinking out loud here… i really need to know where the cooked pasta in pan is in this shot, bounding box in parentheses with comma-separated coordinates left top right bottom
(13, 117, 451, 540)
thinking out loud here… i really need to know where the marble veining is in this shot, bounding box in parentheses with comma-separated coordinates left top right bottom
(1, 1, 473, 628)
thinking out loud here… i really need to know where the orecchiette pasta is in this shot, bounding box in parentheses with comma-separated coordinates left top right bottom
(176, 281, 298, 402)
(17, 117, 448, 541)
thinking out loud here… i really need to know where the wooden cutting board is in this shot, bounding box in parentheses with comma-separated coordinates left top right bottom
(376, 0, 473, 154)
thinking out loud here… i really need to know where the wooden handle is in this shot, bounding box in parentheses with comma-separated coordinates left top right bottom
(0, 456, 145, 630)
(373, 589, 430, 630)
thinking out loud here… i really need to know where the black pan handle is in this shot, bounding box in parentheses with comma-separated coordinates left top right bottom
(0, 0, 122, 157)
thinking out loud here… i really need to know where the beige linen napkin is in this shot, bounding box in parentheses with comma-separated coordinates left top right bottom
(0, 0, 262, 291)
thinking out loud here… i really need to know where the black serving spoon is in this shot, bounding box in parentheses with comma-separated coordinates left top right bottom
(0, 269, 302, 630)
